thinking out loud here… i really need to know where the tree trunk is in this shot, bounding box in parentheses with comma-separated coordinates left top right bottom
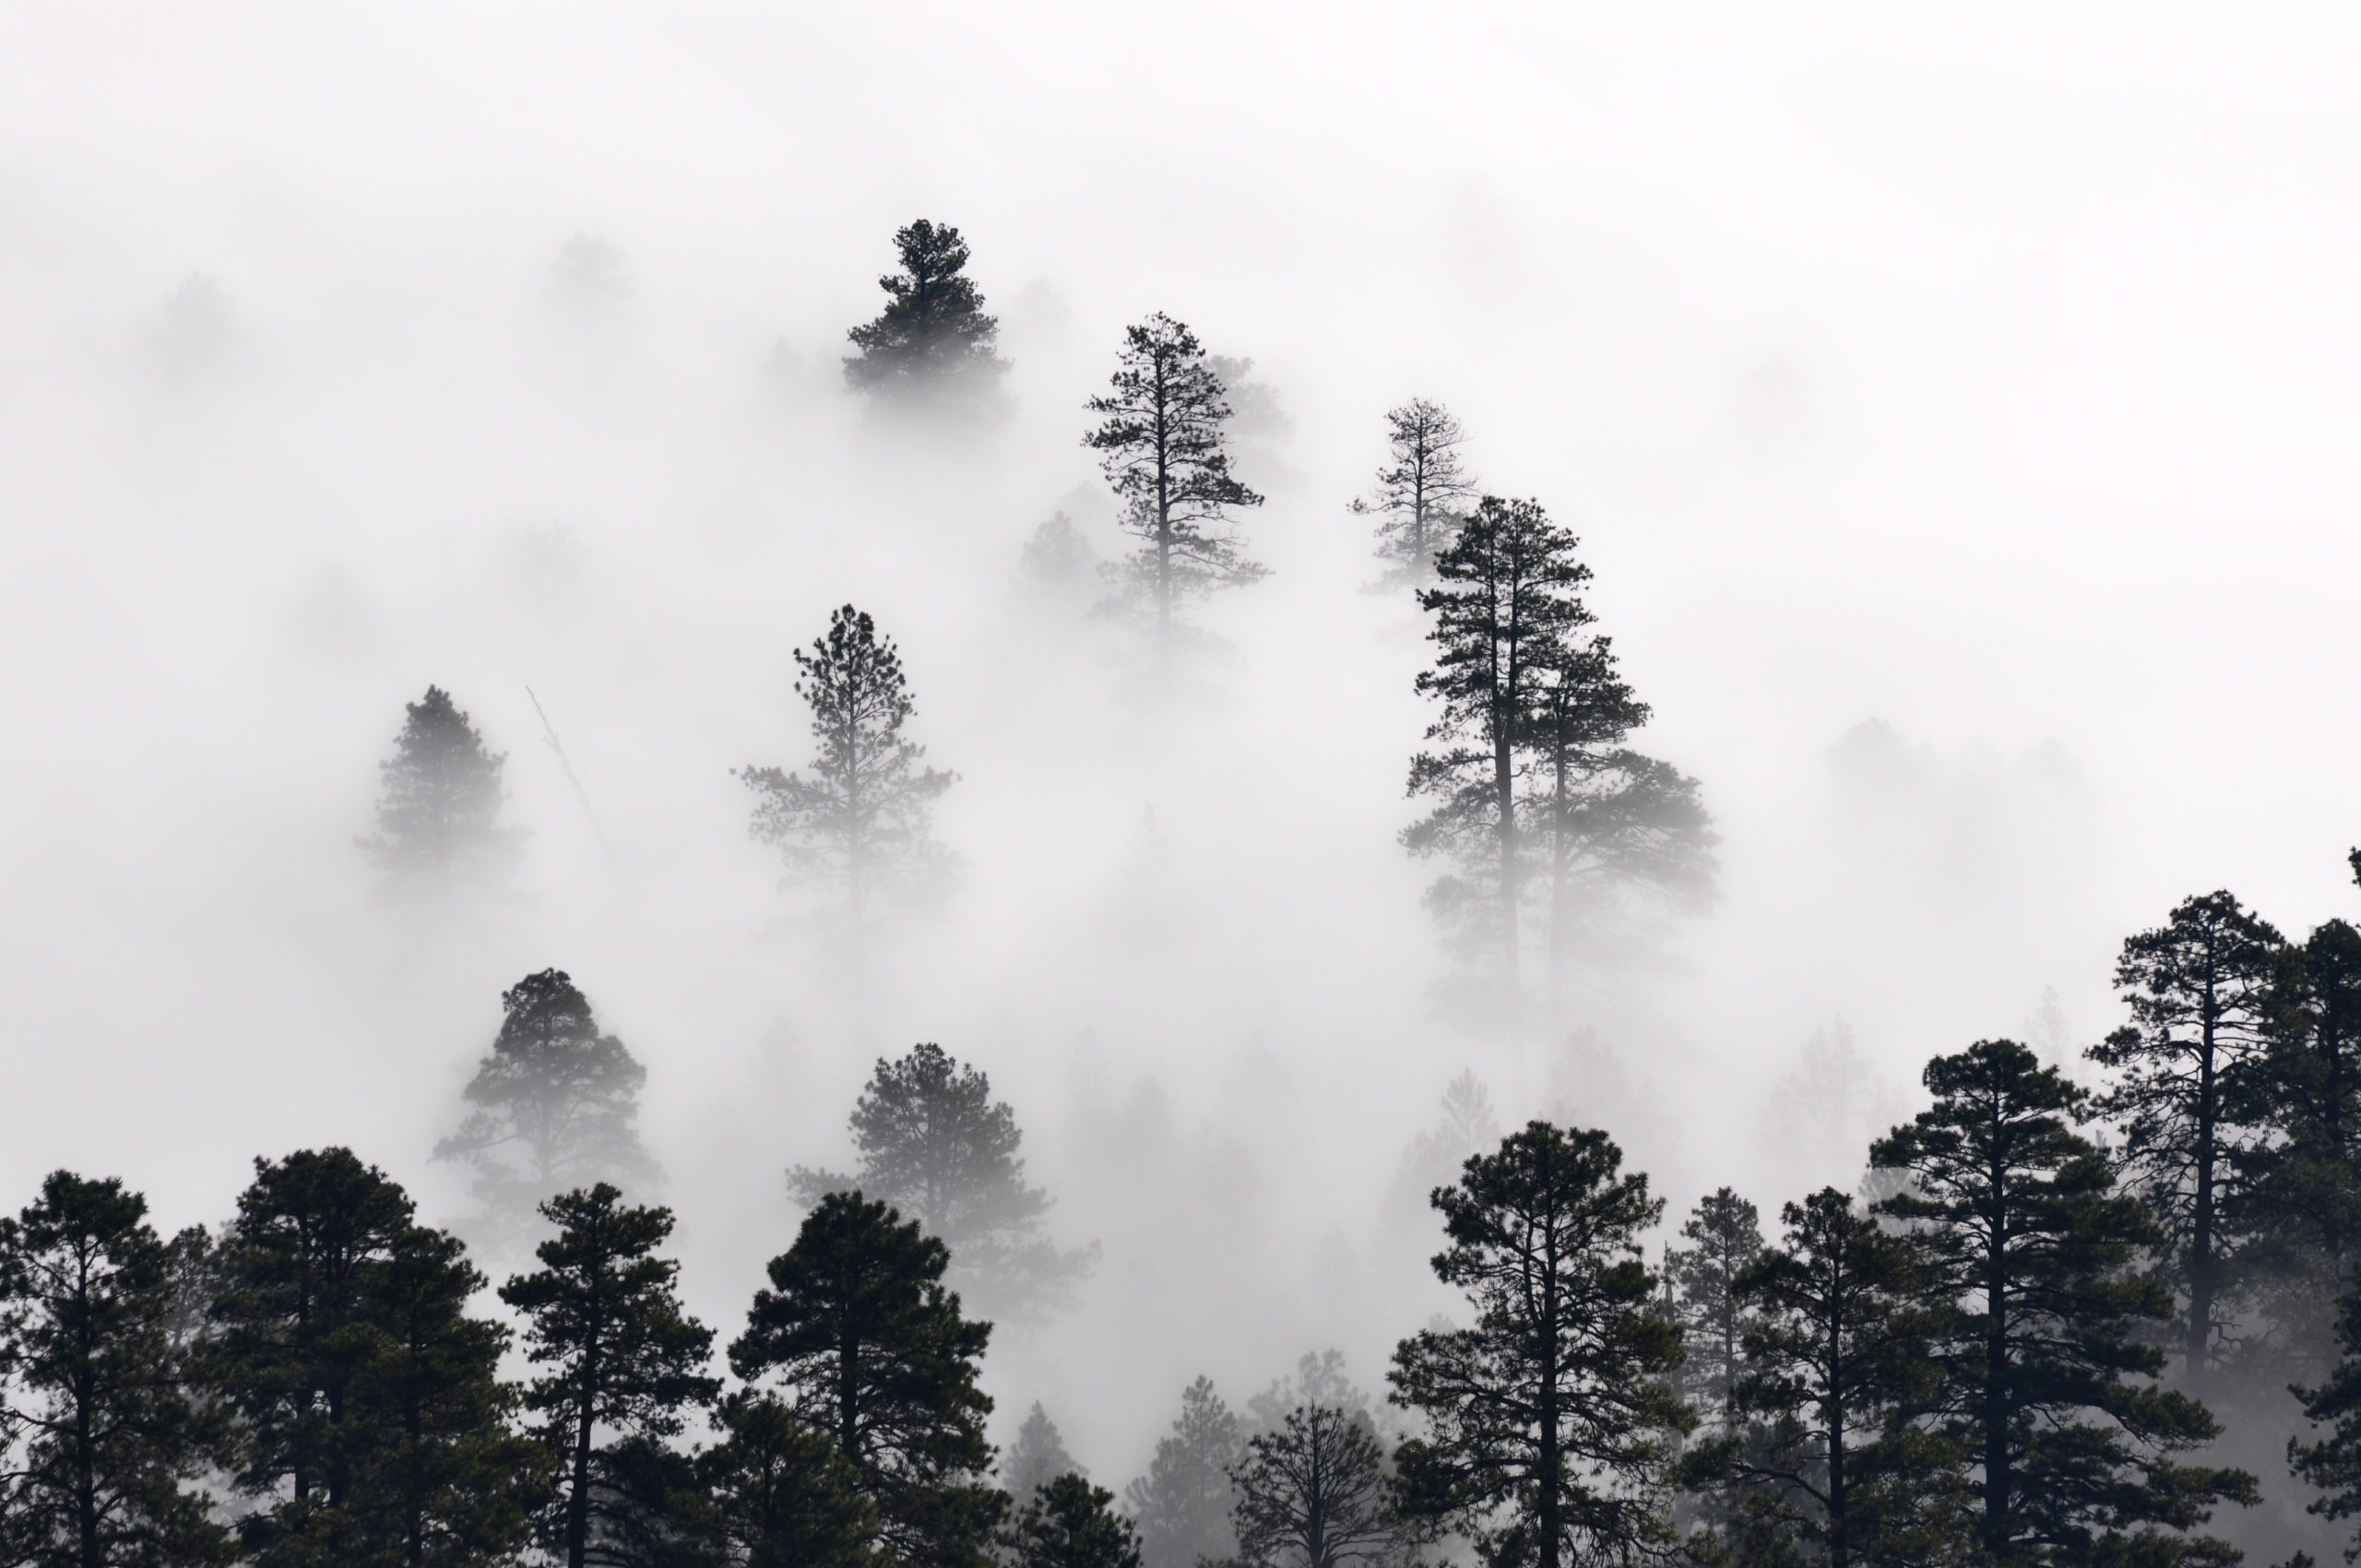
(1536, 1221, 1561, 1568)
(1982, 1139, 2011, 1560)
(568, 1336, 600, 1568)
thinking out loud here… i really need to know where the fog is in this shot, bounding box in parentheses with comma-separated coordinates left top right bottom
(6, 1, 2361, 1551)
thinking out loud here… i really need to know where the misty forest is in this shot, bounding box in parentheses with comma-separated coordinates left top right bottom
(7, 10, 2361, 1568)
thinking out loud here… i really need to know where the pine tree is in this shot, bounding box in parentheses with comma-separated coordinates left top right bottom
(2086, 890, 2286, 1380)
(500, 1185, 719, 1568)
(738, 605, 956, 941)
(2250, 918, 2361, 1356)
(0, 1171, 231, 1568)
(730, 1192, 1001, 1568)
(435, 969, 658, 1253)
(1403, 497, 1592, 1014)
(700, 1392, 879, 1568)
(1082, 314, 1265, 647)
(841, 220, 1007, 409)
(1666, 1187, 1763, 1437)
(789, 1042, 1092, 1322)
(1001, 1403, 1081, 1508)
(1388, 1123, 1682, 1568)
(1873, 1039, 2256, 1564)
(2292, 1289, 2361, 1558)
(359, 685, 524, 908)
(1350, 399, 1477, 588)
(1122, 1377, 1241, 1568)
(1228, 1402, 1395, 1568)
(1389, 1072, 1502, 1221)
(1007, 1474, 1140, 1568)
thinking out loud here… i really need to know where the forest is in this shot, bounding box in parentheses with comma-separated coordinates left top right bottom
(6, 212, 2361, 1568)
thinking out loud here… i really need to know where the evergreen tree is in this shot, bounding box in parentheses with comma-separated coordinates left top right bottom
(738, 605, 956, 940)
(2250, 918, 2361, 1355)
(1082, 314, 1265, 647)
(1403, 497, 1592, 1012)
(730, 1192, 1000, 1568)
(789, 1042, 1092, 1322)
(1873, 1039, 2256, 1564)
(1001, 1403, 1081, 1508)
(1666, 1187, 1763, 1437)
(500, 1185, 718, 1568)
(1389, 1071, 1501, 1222)
(2087, 891, 2285, 1380)
(1388, 1123, 1682, 1568)
(841, 220, 1007, 409)
(358, 685, 524, 907)
(1350, 399, 1477, 588)
(579, 1435, 723, 1568)
(1228, 1402, 1396, 1568)
(435, 968, 658, 1253)
(2291, 1289, 2361, 1557)
(1008, 1474, 1140, 1568)
(0, 1171, 230, 1568)
(1123, 1377, 1242, 1568)
(700, 1392, 879, 1568)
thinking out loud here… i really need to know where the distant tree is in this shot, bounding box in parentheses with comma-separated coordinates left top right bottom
(1228, 1402, 1395, 1568)
(700, 1392, 879, 1568)
(1350, 399, 1477, 588)
(359, 686, 525, 907)
(2250, 918, 2361, 1355)
(500, 1185, 719, 1568)
(1002, 1403, 1081, 1508)
(1008, 1473, 1140, 1568)
(1873, 1039, 2256, 1564)
(842, 220, 1007, 409)
(730, 1192, 1000, 1568)
(1389, 1072, 1501, 1220)
(1388, 1123, 1682, 1568)
(1018, 513, 1101, 603)
(1082, 314, 1265, 647)
(2086, 891, 2286, 1379)
(0, 1171, 231, 1568)
(738, 605, 956, 941)
(1666, 1187, 1763, 1436)
(1245, 1351, 1372, 1438)
(789, 1042, 1092, 1322)
(551, 236, 631, 304)
(1123, 1377, 1241, 1568)
(435, 969, 658, 1253)
(1403, 498, 1592, 1012)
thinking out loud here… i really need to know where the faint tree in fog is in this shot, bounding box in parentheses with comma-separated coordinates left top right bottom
(1666, 1187, 1763, 1436)
(2252, 918, 2361, 1357)
(151, 271, 238, 386)
(730, 1193, 1001, 1568)
(1389, 1123, 1681, 1568)
(1873, 1040, 2256, 1562)
(1002, 1403, 1081, 1508)
(1123, 1378, 1241, 1568)
(1008, 1474, 1139, 1568)
(1388, 1071, 1501, 1220)
(1228, 1401, 1395, 1568)
(435, 968, 658, 1253)
(1246, 1351, 1370, 1435)
(842, 220, 1008, 411)
(738, 605, 956, 947)
(2085, 891, 2285, 1380)
(1082, 314, 1265, 650)
(549, 235, 631, 304)
(1350, 399, 1476, 588)
(359, 685, 525, 909)
(1017, 512, 1101, 605)
(0, 1171, 230, 1568)
(789, 1042, 1094, 1324)
(699, 1391, 879, 1568)
(1402, 498, 1591, 1017)
(501, 1184, 718, 1568)
(1762, 1021, 1904, 1188)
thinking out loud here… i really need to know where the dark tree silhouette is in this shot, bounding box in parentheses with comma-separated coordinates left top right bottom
(435, 969, 658, 1253)
(1001, 1403, 1080, 1508)
(1082, 314, 1265, 647)
(842, 220, 1007, 409)
(2086, 891, 2285, 1379)
(1665, 1186, 1763, 1437)
(739, 605, 955, 941)
(2250, 917, 2361, 1353)
(501, 1185, 718, 1568)
(1123, 1377, 1241, 1568)
(730, 1192, 1000, 1568)
(1228, 1401, 1395, 1568)
(1873, 1040, 2256, 1564)
(789, 1042, 1092, 1323)
(700, 1392, 879, 1568)
(1350, 399, 1477, 588)
(1388, 1123, 1681, 1568)
(2293, 1289, 2361, 1558)
(1007, 1474, 1140, 1568)
(0, 1171, 230, 1568)
(359, 686, 524, 908)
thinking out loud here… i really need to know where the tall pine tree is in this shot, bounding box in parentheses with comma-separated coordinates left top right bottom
(1122, 1377, 1241, 1568)
(358, 686, 524, 908)
(700, 1391, 879, 1568)
(1228, 1400, 1396, 1568)
(1350, 398, 1477, 588)
(1665, 1187, 1763, 1439)
(2250, 917, 2361, 1359)
(841, 220, 1007, 410)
